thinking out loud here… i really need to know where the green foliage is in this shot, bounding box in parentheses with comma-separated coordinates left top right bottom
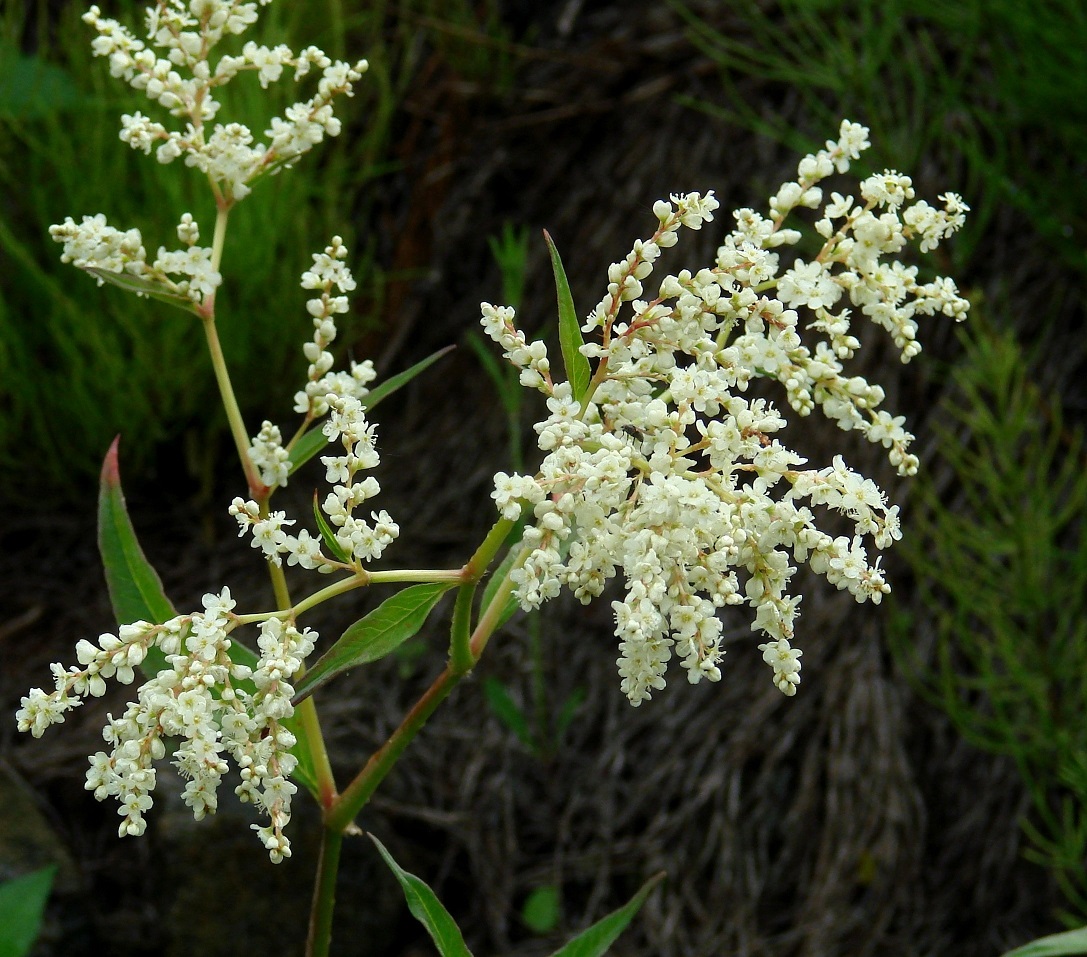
(672, 0, 1087, 275)
(487, 221, 531, 311)
(547, 872, 665, 957)
(470, 225, 587, 759)
(896, 318, 1087, 920)
(291, 582, 455, 704)
(546, 230, 591, 405)
(371, 833, 664, 957)
(98, 438, 178, 669)
(370, 834, 475, 957)
(466, 221, 530, 471)
(521, 884, 562, 934)
(0, 866, 56, 957)
(1000, 925, 1087, 957)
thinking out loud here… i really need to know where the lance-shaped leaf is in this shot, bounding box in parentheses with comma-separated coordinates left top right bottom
(544, 230, 590, 404)
(292, 582, 454, 704)
(361, 344, 454, 412)
(288, 346, 455, 475)
(97, 439, 319, 799)
(98, 437, 176, 677)
(999, 927, 1087, 957)
(312, 492, 351, 564)
(370, 834, 474, 957)
(548, 872, 665, 957)
(84, 267, 202, 315)
(287, 428, 329, 477)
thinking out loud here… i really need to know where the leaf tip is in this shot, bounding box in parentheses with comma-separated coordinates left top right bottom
(101, 435, 122, 488)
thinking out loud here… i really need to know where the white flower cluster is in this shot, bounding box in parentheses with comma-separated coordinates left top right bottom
(230, 391, 398, 570)
(230, 238, 396, 567)
(293, 236, 377, 418)
(15, 589, 314, 862)
(48, 3, 367, 301)
(240, 238, 377, 496)
(48, 211, 221, 306)
(481, 121, 969, 706)
(83, 2, 368, 201)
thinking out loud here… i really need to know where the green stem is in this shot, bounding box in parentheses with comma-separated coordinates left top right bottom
(236, 567, 475, 624)
(468, 549, 525, 659)
(576, 355, 610, 420)
(325, 525, 524, 834)
(448, 583, 476, 673)
(259, 550, 338, 805)
(326, 667, 460, 834)
(465, 516, 516, 578)
(306, 825, 343, 957)
(450, 517, 516, 670)
(202, 311, 263, 496)
(292, 573, 370, 618)
(199, 204, 264, 497)
(366, 568, 466, 585)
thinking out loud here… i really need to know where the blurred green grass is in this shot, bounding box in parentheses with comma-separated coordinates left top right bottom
(673, 0, 1087, 277)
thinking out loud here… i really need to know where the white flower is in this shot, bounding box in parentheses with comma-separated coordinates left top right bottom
(778, 260, 842, 311)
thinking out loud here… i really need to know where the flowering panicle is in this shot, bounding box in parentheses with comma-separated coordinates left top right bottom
(49, 3, 367, 305)
(15, 589, 313, 862)
(229, 238, 397, 569)
(293, 236, 376, 418)
(480, 121, 969, 705)
(83, 2, 368, 200)
(17, 230, 393, 857)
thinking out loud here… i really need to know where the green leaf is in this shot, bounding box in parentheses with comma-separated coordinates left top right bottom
(312, 492, 351, 564)
(548, 872, 665, 957)
(554, 688, 587, 741)
(292, 582, 454, 703)
(465, 329, 518, 412)
(544, 230, 590, 404)
(1000, 927, 1087, 957)
(97, 439, 319, 801)
(288, 346, 454, 475)
(0, 52, 82, 119)
(522, 884, 562, 934)
(98, 437, 176, 677)
(370, 834, 475, 957)
(360, 344, 455, 412)
(84, 268, 202, 315)
(482, 677, 534, 750)
(0, 866, 56, 957)
(288, 427, 329, 475)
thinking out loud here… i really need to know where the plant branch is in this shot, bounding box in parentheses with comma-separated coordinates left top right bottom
(324, 534, 527, 834)
(325, 666, 460, 834)
(306, 825, 343, 957)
